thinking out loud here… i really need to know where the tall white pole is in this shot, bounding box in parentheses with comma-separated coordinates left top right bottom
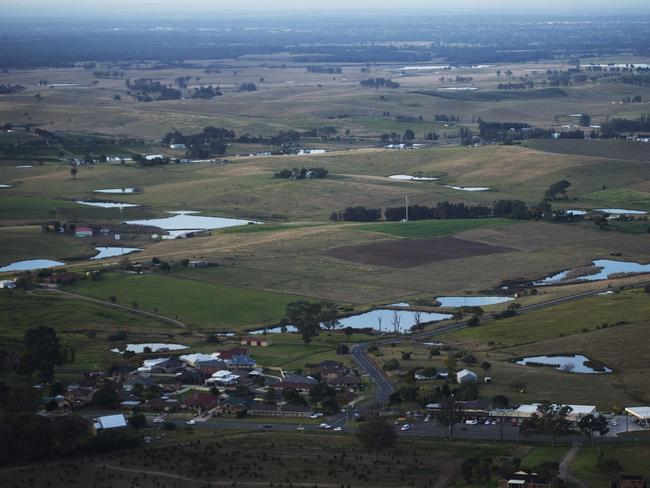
(405, 196, 409, 221)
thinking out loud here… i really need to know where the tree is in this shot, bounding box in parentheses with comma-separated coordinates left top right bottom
(70, 167, 78, 179)
(357, 415, 397, 460)
(519, 402, 573, 446)
(128, 413, 147, 429)
(93, 382, 119, 408)
(578, 414, 609, 450)
(403, 129, 415, 141)
(336, 344, 350, 354)
(480, 361, 492, 374)
(467, 315, 480, 327)
(108, 295, 116, 303)
(309, 382, 336, 403)
(444, 356, 457, 375)
(19, 326, 63, 380)
(437, 398, 464, 438)
(491, 395, 509, 408)
(320, 301, 340, 331)
(544, 180, 571, 200)
(286, 300, 322, 345)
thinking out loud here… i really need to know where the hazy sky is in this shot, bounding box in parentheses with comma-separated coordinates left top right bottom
(4, 0, 650, 17)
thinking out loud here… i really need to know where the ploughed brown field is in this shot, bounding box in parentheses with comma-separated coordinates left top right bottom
(327, 236, 513, 268)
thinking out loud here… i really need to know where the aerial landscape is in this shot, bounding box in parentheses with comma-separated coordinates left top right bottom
(1, 1, 650, 486)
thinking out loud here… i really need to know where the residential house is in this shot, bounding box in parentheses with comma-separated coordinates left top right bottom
(457, 369, 478, 384)
(272, 375, 316, 393)
(215, 396, 250, 414)
(241, 337, 272, 347)
(498, 472, 550, 488)
(0, 279, 16, 289)
(207, 369, 241, 387)
(147, 396, 180, 412)
(615, 476, 647, 488)
(225, 355, 256, 369)
(183, 392, 219, 412)
(326, 375, 361, 392)
(64, 385, 96, 408)
(75, 226, 93, 238)
(187, 260, 208, 268)
(218, 348, 248, 360)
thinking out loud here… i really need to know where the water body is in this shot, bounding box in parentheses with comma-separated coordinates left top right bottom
(76, 200, 140, 209)
(435, 296, 513, 307)
(516, 355, 611, 374)
(0, 184, 12, 188)
(252, 309, 453, 334)
(0, 259, 65, 272)
(565, 209, 587, 216)
(444, 185, 491, 192)
(15, 165, 32, 168)
(595, 208, 647, 215)
(111, 343, 188, 354)
(440, 87, 478, 91)
(535, 259, 650, 285)
(126, 210, 260, 230)
(388, 175, 438, 181)
(387, 302, 411, 307)
(91, 247, 142, 260)
(94, 188, 136, 194)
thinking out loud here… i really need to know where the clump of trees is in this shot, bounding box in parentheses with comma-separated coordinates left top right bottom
(307, 66, 342, 74)
(273, 167, 328, 179)
(190, 85, 222, 99)
(360, 78, 400, 89)
(126, 78, 181, 101)
(238, 82, 257, 92)
(285, 300, 340, 344)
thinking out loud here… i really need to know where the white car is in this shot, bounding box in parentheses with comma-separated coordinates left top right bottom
(310, 412, 324, 419)
(186, 419, 196, 425)
(400, 424, 412, 431)
(465, 419, 478, 425)
(296, 425, 305, 431)
(319, 423, 332, 429)
(333, 426, 343, 432)
(152, 417, 165, 423)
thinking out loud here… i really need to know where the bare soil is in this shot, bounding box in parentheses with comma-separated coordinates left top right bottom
(327, 235, 513, 268)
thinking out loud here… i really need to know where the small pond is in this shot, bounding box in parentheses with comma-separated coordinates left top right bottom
(111, 343, 189, 354)
(516, 355, 611, 374)
(435, 296, 513, 307)
(594, 208, 647, 215)
(126, 210, 260, 231)
(440, 87, 478, 91)
(76, 200, 140, 209)
(94, 188, 136, 194)
(388, 175, 438, 181)
(15, 165, 32, 168)
(252, 309, 453, 334)
(0, 184, 12, 189)
(444, 185, 491, 192)
(535, 259, 650, 285)
(565, 209, 587, 216)
(0, 259, 65, 272)
(91, 247, 142, 260)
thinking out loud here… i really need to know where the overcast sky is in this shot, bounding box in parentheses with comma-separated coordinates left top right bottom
(4, 0, 650, 17)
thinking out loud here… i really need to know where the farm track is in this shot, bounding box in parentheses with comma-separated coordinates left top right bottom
(35, 288, 188, 328)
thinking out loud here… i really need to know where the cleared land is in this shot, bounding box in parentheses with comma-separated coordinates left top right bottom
(328, 235, 514, 268)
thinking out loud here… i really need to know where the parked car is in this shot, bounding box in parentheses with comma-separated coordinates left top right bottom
(400, 424, 412, 431)
(310, 412, 324, 419)
(465, 419, 478, 425)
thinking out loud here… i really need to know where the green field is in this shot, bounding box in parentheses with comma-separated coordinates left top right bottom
(355, 218, 518, 238)
(451, 289, 650, 346)
(68, 272, 302, 330)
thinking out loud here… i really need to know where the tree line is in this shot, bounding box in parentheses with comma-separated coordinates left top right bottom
(360, 78, 400, 89)
(330, 199, 533, 222)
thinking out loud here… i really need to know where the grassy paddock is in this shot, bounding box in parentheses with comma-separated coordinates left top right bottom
(68, 272, 302, 330)
(355, 218, 519, 239)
